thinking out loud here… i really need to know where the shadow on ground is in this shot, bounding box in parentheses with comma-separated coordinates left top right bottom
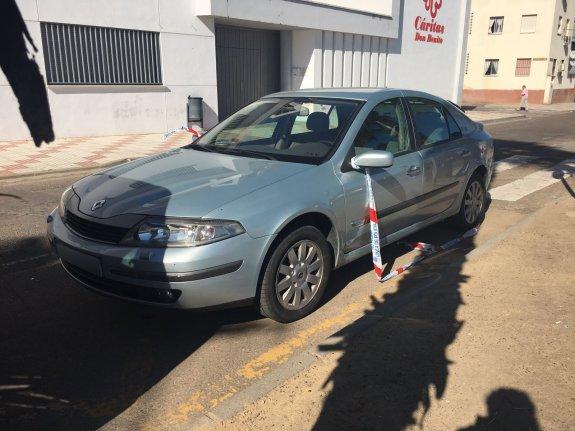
(0, 235, 263, 430)
(313, 221, 541, 430)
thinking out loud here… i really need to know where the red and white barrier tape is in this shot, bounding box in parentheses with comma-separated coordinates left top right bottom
(364, 169, 479, 282)
(366, 169, 384, 278)
(381, 226, 479, 282)
(162, 125, 205, 142)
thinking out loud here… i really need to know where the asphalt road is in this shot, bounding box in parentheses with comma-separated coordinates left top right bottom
(1, 112, 574, 430)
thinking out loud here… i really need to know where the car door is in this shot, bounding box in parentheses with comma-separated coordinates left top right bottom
(404, 94, 470, 220)
(337, 97, 424, 253)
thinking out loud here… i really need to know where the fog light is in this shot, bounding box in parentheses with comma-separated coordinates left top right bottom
(159, 289, 174, 301)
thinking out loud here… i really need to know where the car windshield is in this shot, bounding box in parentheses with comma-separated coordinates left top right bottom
(186, 97, 361, 164)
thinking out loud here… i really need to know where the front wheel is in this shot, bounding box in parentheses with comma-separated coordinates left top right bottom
(453, 173, 486, 229)
(258, 226, 332, 323)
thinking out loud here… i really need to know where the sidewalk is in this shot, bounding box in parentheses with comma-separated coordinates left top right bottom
(470, 102, 575, 113)
(208, 196, 575, 431)
(465, 110, 526, 123)
(0, 131, 192, 179)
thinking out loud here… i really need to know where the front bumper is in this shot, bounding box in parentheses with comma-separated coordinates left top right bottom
(47, 209, 272, 309)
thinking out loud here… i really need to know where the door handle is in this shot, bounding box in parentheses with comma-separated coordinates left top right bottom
(457, 149, 471, 157)
(406, 166, 422, 176)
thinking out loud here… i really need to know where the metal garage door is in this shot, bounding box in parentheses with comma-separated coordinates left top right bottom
(215, 25, 280, 120)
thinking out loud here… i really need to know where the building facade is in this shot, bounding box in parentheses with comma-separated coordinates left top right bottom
(463, 0, 575, 105)
(1, 0, 470, 142)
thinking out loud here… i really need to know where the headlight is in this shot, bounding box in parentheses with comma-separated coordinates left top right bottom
(121, 218, 245, 247)
(58, 187, 74, 218)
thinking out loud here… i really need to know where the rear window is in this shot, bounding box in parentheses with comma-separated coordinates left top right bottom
(446, 103, 478, 135)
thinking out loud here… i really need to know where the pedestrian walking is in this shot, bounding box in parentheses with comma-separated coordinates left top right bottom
(519, 85, 529, 111)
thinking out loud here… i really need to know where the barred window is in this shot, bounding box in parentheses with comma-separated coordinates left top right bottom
(515, 58, 532, 76)
(40, 22, 162, 85)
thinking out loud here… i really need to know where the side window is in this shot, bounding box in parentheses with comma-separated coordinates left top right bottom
(446, 104, 478, 135)
(353, 98, 411, 156)
(445, 109, 462, 139)
(407, 97, 450, 147)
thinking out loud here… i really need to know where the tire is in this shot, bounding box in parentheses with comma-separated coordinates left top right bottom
(453, 173, 487, 229)
(258, 226, 332, 323)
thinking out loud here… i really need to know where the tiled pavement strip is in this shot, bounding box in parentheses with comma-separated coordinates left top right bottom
(0, 107, 565, 179)
(0, 131, 192, 178)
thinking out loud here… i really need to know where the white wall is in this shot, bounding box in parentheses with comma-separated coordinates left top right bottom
(0, 0, 219, 142)
(281, 0, 469, 104)
(387, 0, 471, 103)
(1, 0, 470, 142)
(197, 0, 399, 39)
(286, 30, 388, 90)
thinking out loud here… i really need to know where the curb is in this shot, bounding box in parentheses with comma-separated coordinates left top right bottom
(0, 158, 133, 182)
(181, 201, 549, 431)
(479, 114, 526, 124)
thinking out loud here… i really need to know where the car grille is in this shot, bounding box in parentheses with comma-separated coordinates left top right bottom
(63, 262, 182, 304)
(65, 211, 130, 243)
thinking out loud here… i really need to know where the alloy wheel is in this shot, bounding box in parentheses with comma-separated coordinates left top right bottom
(275, 240, 324, 310)
(464, 181, 484, 224)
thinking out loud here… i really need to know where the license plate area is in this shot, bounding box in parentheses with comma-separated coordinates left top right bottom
(57, 244, 102, 278)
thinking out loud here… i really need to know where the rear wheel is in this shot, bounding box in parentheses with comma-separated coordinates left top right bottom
(453, 173, 486, 229)
(258, 226, 332, 323)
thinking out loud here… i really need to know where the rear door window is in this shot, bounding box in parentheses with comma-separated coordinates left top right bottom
(406, 97, 450, 147)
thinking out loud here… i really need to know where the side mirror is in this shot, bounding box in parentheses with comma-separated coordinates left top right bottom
(351, 150, 394, 169)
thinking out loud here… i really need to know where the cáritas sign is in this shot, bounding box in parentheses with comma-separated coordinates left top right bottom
(415, 0, 445, 45)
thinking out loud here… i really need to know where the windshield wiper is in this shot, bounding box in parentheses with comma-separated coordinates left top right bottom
(212, 148, 277, 160)
(187, 144, 276, 160)
(187, 144, 215, 152)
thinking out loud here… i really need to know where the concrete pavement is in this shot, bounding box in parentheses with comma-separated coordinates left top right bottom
(1, 112, 574, 430)
(209, 194, 575, 431)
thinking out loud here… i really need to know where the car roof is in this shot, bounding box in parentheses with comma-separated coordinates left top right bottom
(265, 87, 440, 102)
(266, 87, 397, 101)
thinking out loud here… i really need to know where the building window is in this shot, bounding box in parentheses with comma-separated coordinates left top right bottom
(465, 53, 470, 75)
(484, 59, 499, 76)
(40, 22, 162, 85)
(469, 13, 474, 35)
(558, 16, 564, 35)
(520, 14, 537, 34)
(515, 58, 532, 76)
(488, 17, 504, 34)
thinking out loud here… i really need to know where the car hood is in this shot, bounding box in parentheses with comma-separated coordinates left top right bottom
(73, 148, 311, 219)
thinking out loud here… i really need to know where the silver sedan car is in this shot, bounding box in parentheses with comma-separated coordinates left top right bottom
(47, 89, 494, 322)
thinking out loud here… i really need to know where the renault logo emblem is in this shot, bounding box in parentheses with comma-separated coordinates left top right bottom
(91, 199, 106, 211)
